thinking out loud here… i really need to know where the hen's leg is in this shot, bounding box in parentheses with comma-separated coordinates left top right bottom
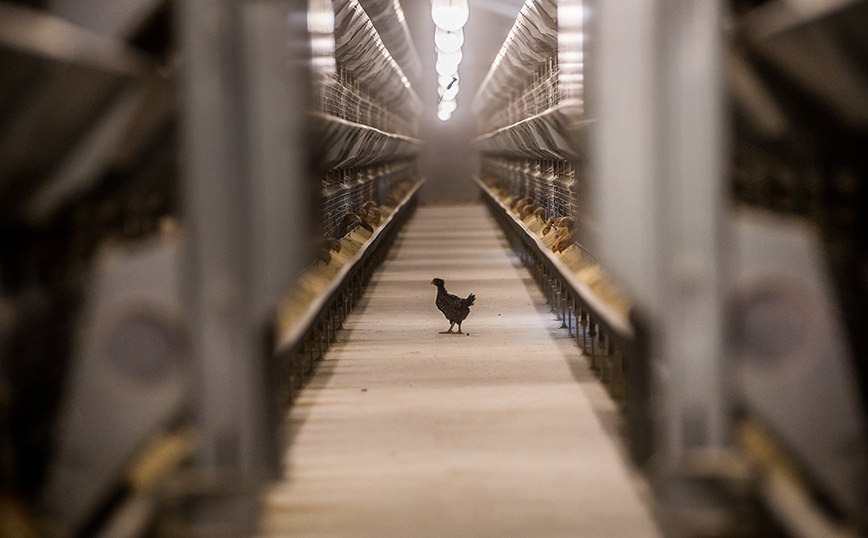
(455, 322, 463, 334)
(439, 322, 455, 334)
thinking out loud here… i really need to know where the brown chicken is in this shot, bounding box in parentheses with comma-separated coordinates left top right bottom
(314, 236, 342, 264)
(511, 197, 530, 213)
(361, 200, 377, 215)
(362, 205, 382, 227)
(340, 213, 362, 236)
(431, 278, 476, 334)
(553, 229, 576, 253)
(515, 200, 533, 216)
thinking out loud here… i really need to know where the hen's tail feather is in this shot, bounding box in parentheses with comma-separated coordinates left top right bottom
(464, 293, 476, 307)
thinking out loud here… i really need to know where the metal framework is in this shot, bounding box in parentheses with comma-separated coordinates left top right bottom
(481, 57, 563, 135)
(594, 0, 727, 468)
(321, 161, 419, 238)
(0, 0, 422, 535)
(321, 68, 415, 137)
(474, 0, 735, 532)
(311, 0, 422, 230)
(480, 157, 577, 221)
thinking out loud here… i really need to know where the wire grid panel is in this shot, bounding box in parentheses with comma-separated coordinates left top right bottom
(473, 0, 558, 120)
(321, 160, 418, 238)
(481, 156, 577, 221)
(332, 0, 422, 123)
(481, 56, 564, 135)
(320, 68, 416, 136)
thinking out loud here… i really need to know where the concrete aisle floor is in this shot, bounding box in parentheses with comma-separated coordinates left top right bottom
(258, 205, 661, 538)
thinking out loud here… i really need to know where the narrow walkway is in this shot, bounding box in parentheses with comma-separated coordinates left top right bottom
(259, 205, 661, 538)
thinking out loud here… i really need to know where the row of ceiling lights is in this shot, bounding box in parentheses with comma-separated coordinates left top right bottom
(431, 0, 469, 121)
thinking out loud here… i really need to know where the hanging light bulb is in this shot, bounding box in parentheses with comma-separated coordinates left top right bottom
(439, 82, 459, 101)
(436, 48, 462, 70)
(438, 74, 458, 88)
(435, 58, 459, 77)
(431, 0, 469, 32)
(434, 27, 464, 53)
(439, 98, 457, 114)
(558, 3, 585, 24)
(437, 109, 452, 121)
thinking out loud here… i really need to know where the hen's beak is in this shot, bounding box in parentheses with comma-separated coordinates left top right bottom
(430, 279, 435, 285)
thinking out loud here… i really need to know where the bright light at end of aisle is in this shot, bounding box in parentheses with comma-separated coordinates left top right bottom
(437, 96, 456, 121)
(432, 0, 468, 121)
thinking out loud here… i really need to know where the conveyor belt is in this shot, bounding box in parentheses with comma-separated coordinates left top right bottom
(257, 205, 661, 538)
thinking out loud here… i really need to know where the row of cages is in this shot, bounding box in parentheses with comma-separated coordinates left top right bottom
(319, 66, 416, 137)
(0, 0, 425, 535)
(521, 232, 628, 404)
(479, 157, 578, 225)
(476, 180, 643, 453)
(296, 0, 424, 373)
(474, 0, 623, 419)
(320, 161, 419, 239)
(480, 56, 566, 135)
(277, 192, 419, 406)
(474, 0, 868, 534)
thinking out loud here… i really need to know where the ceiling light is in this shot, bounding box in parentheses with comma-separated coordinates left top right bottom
(439, 98, 457, 114)
(431, 0, 469, 32)
(438, 74, 458, 87)
(439, 82, 459, 101)
(434, 27, 464, 53)
(435, 58, 459, 77)
(558, 4, 584, 23)
(436, 48, 462, 68)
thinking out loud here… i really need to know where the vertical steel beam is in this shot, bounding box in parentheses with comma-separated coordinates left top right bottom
(177, 0, 310, 533)
(593, 0, 728, 479)
(658, 0, 727, 458)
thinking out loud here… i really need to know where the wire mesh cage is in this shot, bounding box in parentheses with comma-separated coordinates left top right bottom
(320, 160, 418, 238)
(331, 0, 422, 123)
(311, 0, 421, 242)
(481, 55, 564, 135)
(473, 0, 558, 126)
(480, 156, 577, 221)
(319, 67, 416, 136)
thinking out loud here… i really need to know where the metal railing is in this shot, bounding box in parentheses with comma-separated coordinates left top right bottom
(480, 156, 577, 221)
(321, 160, 418, 238)
(276, 180, 423, 404)
(476, 178, 653, 465)
(472, 0, 558, 122)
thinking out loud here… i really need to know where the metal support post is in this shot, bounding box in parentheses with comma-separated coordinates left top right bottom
(589, 322, 597, 370)
(306, 337, 314, 375)
(595, 0, 737, 530)
(176, 0, 311, 533)
(580, 309, 588, 351)
(599, 331, 610, 385)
